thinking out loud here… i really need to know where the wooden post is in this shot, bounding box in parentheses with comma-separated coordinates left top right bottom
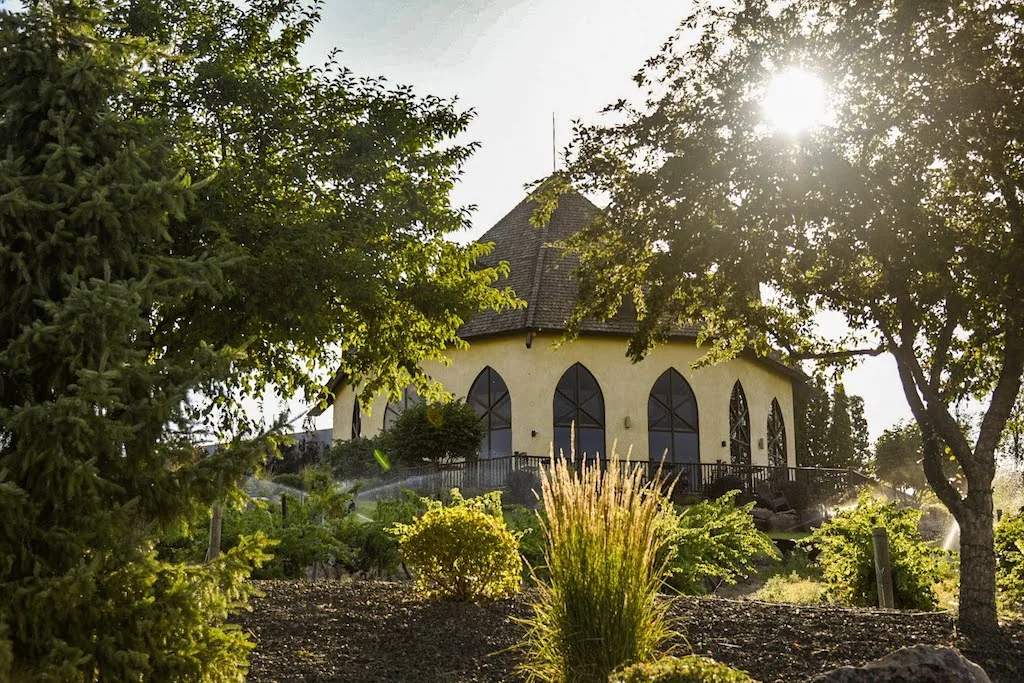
(206, 504, 222, 563)
(872, 526, 895, 609)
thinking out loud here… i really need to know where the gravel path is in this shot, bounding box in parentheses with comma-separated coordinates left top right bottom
(235, 580, 1024, 682)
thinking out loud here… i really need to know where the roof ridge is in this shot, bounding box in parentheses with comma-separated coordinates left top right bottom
(523, 212, 548, 331)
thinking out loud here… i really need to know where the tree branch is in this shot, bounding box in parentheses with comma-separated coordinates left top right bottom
(891, 343, 965, 517)
(975, 328, 1024, 460)
(929, 304, 958, 393)
(790, 346, 887, 362)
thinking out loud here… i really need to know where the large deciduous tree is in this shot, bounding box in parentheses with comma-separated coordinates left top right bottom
(541, 0, 1024, 633)
(108, 0, 518, 407)
(0, 0, 514, 678)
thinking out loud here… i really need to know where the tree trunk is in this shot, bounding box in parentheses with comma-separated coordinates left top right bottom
(206, 504, 222, 564)
(957, 487, 998, 635)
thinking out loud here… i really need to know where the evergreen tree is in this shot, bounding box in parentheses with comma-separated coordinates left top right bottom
(795, 374, 869, 471)
(0, 3, 269, 680)
(794, 374, 831, 467)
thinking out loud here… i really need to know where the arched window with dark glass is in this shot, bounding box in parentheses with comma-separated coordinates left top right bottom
(553, 363, 605, 459)
(468, 367, 512, 458)
(767, 398, 787, 468)
(351, 388, 362, 440)
(729, 381, 751, 466)
(383, 385, 418, 431)
(648, 369, 699, 465)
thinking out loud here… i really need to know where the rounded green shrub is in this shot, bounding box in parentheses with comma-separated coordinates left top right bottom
(391, 490, 522, 601)
(611, 656, 756, 683)
(387, 399, 486, 465)
(995, 511, 1024, 614)
(805, 493, 942, 609)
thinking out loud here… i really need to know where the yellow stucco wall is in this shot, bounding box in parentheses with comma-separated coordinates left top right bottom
(331, 333, 797, 467)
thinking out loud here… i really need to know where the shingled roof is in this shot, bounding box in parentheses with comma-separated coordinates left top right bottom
(459, 190, 698, 339)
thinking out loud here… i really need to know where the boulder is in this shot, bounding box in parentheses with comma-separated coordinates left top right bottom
(767, 510, 801, 532)
(751, 507, 774, 521)
(809, 645, 990, 683)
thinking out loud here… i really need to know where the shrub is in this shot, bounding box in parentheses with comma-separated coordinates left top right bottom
(518, 452, 674, 683)
(339, 489, 430, 578)
(703, 474, 746, 501)
(391, 489, 521, 601)
(659, 491, 779, 595)
(326, 433, 394, 479)
(506, 468, 543, 507)
(753, 572, 827, 605)
(611, 656, 755, 683)
(804, 493, 942, 609)
(505, 505, 548, 582)
(271, 472, 307, 491)
(388, 400, 486, 464)
(266, 437, 326, 476)
(995, 512, 1024, 614)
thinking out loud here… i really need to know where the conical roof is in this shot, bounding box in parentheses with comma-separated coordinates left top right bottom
(459, 191, 689, 339)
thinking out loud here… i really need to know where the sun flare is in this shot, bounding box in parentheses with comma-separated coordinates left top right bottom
(762, 68, 827, 136)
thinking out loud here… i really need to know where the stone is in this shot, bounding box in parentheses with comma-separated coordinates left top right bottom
(767, 510, 801, 532)
(751, 507, 774, 521)
(809, 645, 990, 683)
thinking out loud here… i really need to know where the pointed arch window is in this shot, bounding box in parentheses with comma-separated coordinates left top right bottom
(767, 398, 787, 468)
(468, 367, 512, 458)
(729, 381, 751, 466)
(351, 388, 362, 440)
(384, 385, 418, 431)
(553, 363, 605, 459)
(648, 369, 699, 465)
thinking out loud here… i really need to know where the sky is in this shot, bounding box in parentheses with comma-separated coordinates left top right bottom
(285, 0, 915, 441)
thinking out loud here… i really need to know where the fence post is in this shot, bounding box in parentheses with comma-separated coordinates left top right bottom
(872, 527, 895, 609)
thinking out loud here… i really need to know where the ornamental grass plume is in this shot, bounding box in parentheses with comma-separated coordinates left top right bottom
(518, 442, 676, 683)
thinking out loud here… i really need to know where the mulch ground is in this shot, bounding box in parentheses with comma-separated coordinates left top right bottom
(235, 580, 1024, 682)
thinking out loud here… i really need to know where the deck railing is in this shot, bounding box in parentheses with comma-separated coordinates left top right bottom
(361, 453, 870, 509)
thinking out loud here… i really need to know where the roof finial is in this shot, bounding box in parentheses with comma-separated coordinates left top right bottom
(552, 112, 557, 173)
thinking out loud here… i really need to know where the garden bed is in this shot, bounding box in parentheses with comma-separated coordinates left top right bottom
(236, 580, 1024, 682)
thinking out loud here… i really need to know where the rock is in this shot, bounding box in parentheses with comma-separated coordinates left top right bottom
(809, 644, 990, 683)
(751, 507, 774, 521)
(767, 510, 801, 532)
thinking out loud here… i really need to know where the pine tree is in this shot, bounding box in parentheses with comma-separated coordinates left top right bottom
(794, 374, 832, 467)
(0, 3, 269, 680)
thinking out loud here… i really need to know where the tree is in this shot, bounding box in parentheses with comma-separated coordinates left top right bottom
(794, 374, 831, 467)
(874, 423, 926, 494)
(542, 0, 1024, 633)
(387, 400, 487, 465)
(1, 0, 515, 677)
(0, 4, 270, 678)
(795, 373, 869, 471)
(104, 0, 518, 408)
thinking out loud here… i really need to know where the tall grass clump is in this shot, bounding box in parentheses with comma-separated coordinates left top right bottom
(518, 447, 675, 682)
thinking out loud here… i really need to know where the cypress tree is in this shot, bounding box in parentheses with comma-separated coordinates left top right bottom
(0, 3, 268, 680)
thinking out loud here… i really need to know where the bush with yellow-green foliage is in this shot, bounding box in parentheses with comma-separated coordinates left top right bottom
(805, 493, 942, 609)
(995, 511, 1024, 614)
(658, 491, 779, 595)
(390, 490, 521, 601)
(517, 452, 675, 683)
(610, 655, 757, 683)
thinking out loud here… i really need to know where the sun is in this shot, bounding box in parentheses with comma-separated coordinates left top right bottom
(762, 68, 827, 136)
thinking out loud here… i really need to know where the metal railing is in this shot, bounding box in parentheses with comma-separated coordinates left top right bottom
(359, 453, 871, 509)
